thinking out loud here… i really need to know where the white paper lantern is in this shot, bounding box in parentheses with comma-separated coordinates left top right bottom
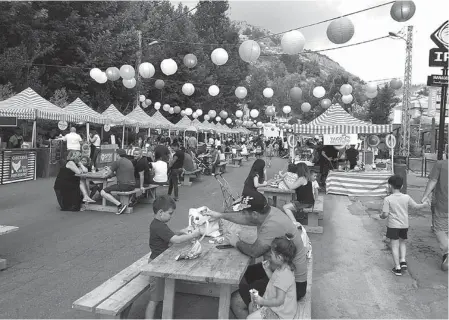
(182, 83, 195, 96)
(162, 104, 170, 112)
(169, 107, 175, 114)
(321, 99, 332, 109)
(219, 110, 228, 119)
(250, 109, 259, 118)
(341, 94, 353, 104)
(154, 102, 161, 110)
(122, 78, 136, 88)
(340, 84, 353, 95)
(180, 110, 186, 116)
(238, 40, 261, 63)
(265, 105, 276, 117)
(174, 106, 181, 114)
(183, 54, 198, 68)
(366, 91, 378, 99)
(105, 67, 120, 81)
(138, 62, 155, 78)
(281, 30, 306, 55)
(257, 121, 263, 128)
(283, 105, 291, 114)
(263, 88, 274, 98)
(145, 99, 152, 105)
(208, 110, 217, 118)
(160, 58, 178, 76)
(196, 109, 203, 116)
(235, 86, 248, 99)
(142, 101, 148, 108)
(327, 17, 355, 44)
(215, 116, 221, 122)
(192, 112, 198, 119)
(226, 118, 232, 124)
(236, 110, 243, 118)
(313, 86, 326, 98)
(119, 65, 135, 80)
(208, 85, 220, 96)
(390, 79, 403, 90)
(204, 114, 210, 121)
(96, 72, 108, 84)
(365, 83, 378, 93)
(390, 1, 416, 22)
(290, 87, 302, 101)
(139, 95, 146, 102)
(211, 48, 229, 66)
(301, 102, 311, 113)
(185, 108, 193, 116)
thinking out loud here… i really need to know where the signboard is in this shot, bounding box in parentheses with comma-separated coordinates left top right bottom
(9, 153, 28, 180)
(428, 21, 449, 67)
(0, 116, 17, 127)
(58, 121, 68, 131)
(323, 134, 357, 146)
(385, 134, 397, 149)
(429, 48, 448, 67)
(427, 74, 448, 86)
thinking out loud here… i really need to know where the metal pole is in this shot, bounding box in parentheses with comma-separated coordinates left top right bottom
(437, 67, 448, 160)
(135, 30, 142, 109)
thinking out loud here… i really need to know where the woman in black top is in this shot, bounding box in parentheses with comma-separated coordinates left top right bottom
(242, 159, 267, 196)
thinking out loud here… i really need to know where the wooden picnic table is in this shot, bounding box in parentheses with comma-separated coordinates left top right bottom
(258, 183, 295, 209)
(76, 170, 112, 212)
(141, 239, 252, 319)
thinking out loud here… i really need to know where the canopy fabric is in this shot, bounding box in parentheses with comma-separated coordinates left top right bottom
(293, 104, 392, 134)
(216, 123, 228, 133)
(0, 87, 75, 121)
(126, 106, 161, 128)
(185, 125, 197, 132)
(102, 104, 136, 126)
(151, 111, 174, 129)
(175, 115, 193, 130)
(201, 120, 216, 132)
(65, 98, 109, 124)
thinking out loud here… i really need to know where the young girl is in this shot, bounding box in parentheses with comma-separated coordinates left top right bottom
(278, 163, 298, 191)
(242, 159, 267, 196)
(218, 146, 226, 161)
(266, 140, 274, 168)
(248, 234, 298, 320)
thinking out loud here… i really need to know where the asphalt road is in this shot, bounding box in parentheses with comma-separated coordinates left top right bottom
(0, 158, 447, 319)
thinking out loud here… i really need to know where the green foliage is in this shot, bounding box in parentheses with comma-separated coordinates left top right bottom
(367, 84, 400, 124)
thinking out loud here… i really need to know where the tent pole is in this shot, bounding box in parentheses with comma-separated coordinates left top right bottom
(32, 120, 37, 148)
(122, 125, 125, 149)
(86, 122, 90, 143)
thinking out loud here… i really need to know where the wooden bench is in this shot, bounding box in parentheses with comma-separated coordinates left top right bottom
(182, 168, 201, 186)
(0, 225, 19, 271)
(242, 153, 250, 161)
(230, 157, 243, 167)
(215, 161, 228, 174)
(109, 185, 158, 214)
(294, 254, 313, 319)
(298, 194, 324, 234)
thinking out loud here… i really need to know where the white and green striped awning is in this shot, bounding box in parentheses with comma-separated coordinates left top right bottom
(151, 111, 174, 129)
(175, 115, 193, 130)
(126, 106, 162, 128)
(102, 104, 136, 126)
(64, 98, 109, 124)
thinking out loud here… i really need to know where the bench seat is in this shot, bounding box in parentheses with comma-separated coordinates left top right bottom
(110, 185, 158, 213)
(182, 168, 202, 186)
(0, 225, 19, 271)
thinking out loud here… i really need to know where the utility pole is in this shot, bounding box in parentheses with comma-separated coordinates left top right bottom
(135, 30, 142, 109)
(437, 67, 448, 159)
(399, 25, 413, 158)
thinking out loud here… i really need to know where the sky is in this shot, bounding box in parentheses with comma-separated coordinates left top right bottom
(171, 0, 449, 85)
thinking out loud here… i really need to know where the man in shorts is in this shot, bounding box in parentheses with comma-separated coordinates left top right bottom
(422, 159, 448, 271)
(100, 149, 135, 214)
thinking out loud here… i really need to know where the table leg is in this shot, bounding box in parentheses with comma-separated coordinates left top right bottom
(272, 195, 277, 208)
(101, 180, 107, 206)
(162, 279, 176, 319)
(218, 284, 232, 319)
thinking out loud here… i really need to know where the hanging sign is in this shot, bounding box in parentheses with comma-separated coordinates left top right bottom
(385, 134, 397, 149)
(427, 74, 449, 86)
(58, 120, 68, 131)
(104, 124, 111, 132)
(9, 153, 28, 180)
(428, 21, 448, 67)
(0, 116, 17, 127)
(323, 134, 357, 146)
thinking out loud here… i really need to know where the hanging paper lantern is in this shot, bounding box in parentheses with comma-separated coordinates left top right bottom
(265, 106, 276, 117)
(313, 86, 326, 98)
(160, 58, 178, 76)
(365, 83, 378, 93)
(208, 110, 217, 118)
(390, 1, 416, 22)
(211, 48, 229, 66)
(169, 107, 175, 114)
(250, 109, 259, 118)
(163, 104, 170, 112)
(154, 102, 161, 110)
(155, 79, 165, 90)
(183, 54, 198, 68)
(226, 118, 232, 124)
(208, 85, 220, 96)
(320, 99, 332, 109)
(96, 72, 108, 84)
(145, 99, 152, 105)
(236, 110, 243, 118)
(283, 105, 291, 114)
(235, 119, 242, 126)
(196, 109, 203, 116)
(235, 87, 248, 99)
(390, 79, 403, 90)
(238, 40, 261, 63)
(142, 101, 148, 109)
(341, 94, 353, 104)
(366, 91, 378, 99)
(185, 108, 193, 116)
(327, 17, 355, 44)
(90, 68, 103, 81)
(139, 95, 146, 102)
(119, 65, 135, 80)
(192, 112, 199, 119)
(263, 88, 274, 98)
(105, 67, 120, 81)
(182, 83, 195, 96)
(138, 62, 155, 78)
(180, 110, 186, 116)
(123, 78, 136, 88)
(290, 87, 303, 101)
(257, 122, 263, 128)
(204, 114, 210, 121)
(215, 116, 221, 122)
(174, 106, 181, 114)
(219, 110, 228, 119)
(340, 84, 353, 95)
(301, 102, 311, 113)
(281, 30, 306, 55)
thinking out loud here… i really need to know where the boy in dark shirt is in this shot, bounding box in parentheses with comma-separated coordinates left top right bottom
(345, 145, 359, 169)
(145, 195, 201, 319)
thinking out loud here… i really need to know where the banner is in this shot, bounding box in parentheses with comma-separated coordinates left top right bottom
(10, 153, 28, 180)
(323, 134, 357, 146)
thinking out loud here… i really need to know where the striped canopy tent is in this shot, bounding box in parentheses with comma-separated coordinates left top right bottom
(102, 104, 137, 126)
(293, 104, 392, 134)
(151, 111, 174, 129)
(201, 120, 216, 132)
(216, 123, 229, 134)
(126, 106, 161, 128)
(193, 119, 208, 132)
(0, 87, 76, 121)
(64, 98, 109, 124)
(175, 115, 193, 130)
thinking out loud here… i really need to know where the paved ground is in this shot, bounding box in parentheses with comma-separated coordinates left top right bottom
(0, 158, 447, 319)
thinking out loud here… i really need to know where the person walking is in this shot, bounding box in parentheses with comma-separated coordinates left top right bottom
(422, 159, 448, 271)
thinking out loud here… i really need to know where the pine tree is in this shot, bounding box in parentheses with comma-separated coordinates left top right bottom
(368, 84, 399, 124)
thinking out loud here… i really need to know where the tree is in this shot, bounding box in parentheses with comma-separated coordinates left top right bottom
(0, 83, 16, 101)
(50, 88, 69, 107)
(368, 84, 399, 124)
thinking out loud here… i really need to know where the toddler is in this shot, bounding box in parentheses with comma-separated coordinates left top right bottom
(278, 163, 298, 190)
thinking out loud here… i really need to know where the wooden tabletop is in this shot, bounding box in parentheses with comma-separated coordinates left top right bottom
(141, 239, 251, 285)
(258, 186, 295, 194)
(76, 171, 110, 179)
(0, 225, 19, 236)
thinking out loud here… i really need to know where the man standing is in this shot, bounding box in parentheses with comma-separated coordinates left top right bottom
(187, 133, 197, 154)
(8, 130, 23, 148)
(154, 136, 171, 163)
(345, 145, 359, 169)
(89, 130, 101, 169)
(168, 142, 184, 201)
(61, 127, 83, 151)
(100, 149, 136, 215)
(422, 159, 448, 271)
(133, 148, 150, 192)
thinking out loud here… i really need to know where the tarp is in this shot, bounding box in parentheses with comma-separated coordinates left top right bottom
(65, 98, 109, 124)
(175, 115, 193, 130)
(126, 106, 161, 128)
(0, 87, 75, 121)
(201, 120, 216, 132)
(151, 111, 174, 129)
(293, 104, 392, 134)
(102, 104, 137, 126)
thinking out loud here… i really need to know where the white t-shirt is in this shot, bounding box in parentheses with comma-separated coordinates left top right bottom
(151, 160, 168, 183)
(215, 139, 221, 147)
(63, 132, 82, 150)
(208, 137, 215, 145)
(91, 134, 101, 147)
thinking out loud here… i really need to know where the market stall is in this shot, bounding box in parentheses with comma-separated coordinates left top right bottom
(102, 104, 137, 149)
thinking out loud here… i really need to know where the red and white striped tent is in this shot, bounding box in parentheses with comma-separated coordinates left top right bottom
(293, 104, 392, 134)
(102, 104, 137, 126)
(64, 98, 109, 124)
(151, 111, 174, 129)
(175, 115, 193, 130)
(126, 106, 162, 128)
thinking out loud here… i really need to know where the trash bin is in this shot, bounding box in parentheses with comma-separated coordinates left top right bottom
(393, 156, 407, 193)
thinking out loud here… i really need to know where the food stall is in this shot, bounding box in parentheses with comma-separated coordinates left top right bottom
(293, 104, 393, 197)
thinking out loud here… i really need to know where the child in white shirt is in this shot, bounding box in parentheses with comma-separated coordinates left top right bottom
(278, 163, 299, 190)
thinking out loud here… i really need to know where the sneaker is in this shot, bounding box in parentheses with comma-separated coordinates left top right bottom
(391, 267, 402, 276)
(400, 261, 408, 271)
(174, 197, 179, 202)
(442, 254, 448, 271)
(116, 204, 128, 215)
